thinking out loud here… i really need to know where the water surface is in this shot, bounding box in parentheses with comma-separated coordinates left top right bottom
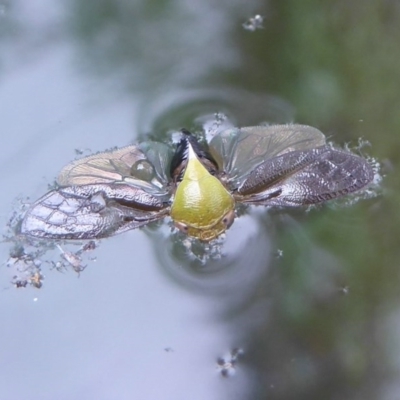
(1, 1, 399, 399)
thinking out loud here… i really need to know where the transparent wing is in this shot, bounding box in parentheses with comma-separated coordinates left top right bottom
(138, 142, 173, 186)
(21, 184, 169, 240)
(236, 147, 374, 206)
(58, 142, 173, 194)
(209, 124, 326, 188)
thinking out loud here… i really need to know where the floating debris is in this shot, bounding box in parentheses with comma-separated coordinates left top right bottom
(29, 271, 44, 289)
(216, 348, 244, 377)
(339, 285, 350, 295)
(9, 262, 44, 289)
(6, 238, 49, 289)
(2, 197, 99, 289)
(243, 14, 264, 32)
(80, 240, 97, 253)
(56, 244, 87, 274)
(11, 277, 28, 288)
(196, 112, 231, 142)
(74, 147, 92, 156)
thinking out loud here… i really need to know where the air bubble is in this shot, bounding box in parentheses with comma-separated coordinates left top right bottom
(130, 160, 155, 181)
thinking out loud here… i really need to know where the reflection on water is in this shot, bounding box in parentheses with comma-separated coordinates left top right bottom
(1, 0, 399, 399)
(67, 0, 259, 91)
(137, 88, 294, 140)
(150, 209, 272, 299)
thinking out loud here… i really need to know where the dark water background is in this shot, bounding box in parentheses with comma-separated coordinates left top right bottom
(1, 1, 399, 399)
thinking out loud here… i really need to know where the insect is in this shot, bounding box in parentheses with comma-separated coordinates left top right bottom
(20, 124, 374, 241)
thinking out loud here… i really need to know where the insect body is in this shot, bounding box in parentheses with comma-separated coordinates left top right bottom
(170, 136, 235, 240)
(20, 124, 374, 241)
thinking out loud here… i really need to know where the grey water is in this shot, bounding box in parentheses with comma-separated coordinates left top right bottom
(1, 1, 399, 399)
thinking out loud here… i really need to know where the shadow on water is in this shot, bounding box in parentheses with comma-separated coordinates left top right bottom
(1, 0, 400, 399)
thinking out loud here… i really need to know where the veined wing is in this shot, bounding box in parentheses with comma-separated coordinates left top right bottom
(58, 142, 173, 194)
(236, 146, 374, 206)
(209, 124, 326, 188)
(21, 183, 169, 239)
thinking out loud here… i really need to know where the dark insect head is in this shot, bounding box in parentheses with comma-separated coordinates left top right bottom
(169, 129, 219, 182)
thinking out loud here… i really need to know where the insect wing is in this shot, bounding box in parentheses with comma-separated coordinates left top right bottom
(138, 142, 174, 185)
(238, 146, 330, 195)
(209, 124, 326, 187)
(238, 147, 374, 206)
(21, 184, 168, 240)
(58, 143, 173, 194)
(58, 145, 144, 185)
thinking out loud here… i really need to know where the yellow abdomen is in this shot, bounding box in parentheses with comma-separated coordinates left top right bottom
(170, 147, 235, 241)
